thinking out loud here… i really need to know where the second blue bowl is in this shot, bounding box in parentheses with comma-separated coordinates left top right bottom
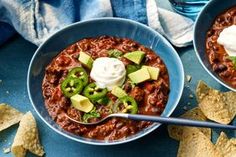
(194, 0, 236, 91)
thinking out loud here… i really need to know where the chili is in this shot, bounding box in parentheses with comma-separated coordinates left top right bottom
(42, 36, 169, 140)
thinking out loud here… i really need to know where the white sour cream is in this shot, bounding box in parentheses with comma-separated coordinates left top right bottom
(217, 25, 236, 56)
(90, 57, 126, 90)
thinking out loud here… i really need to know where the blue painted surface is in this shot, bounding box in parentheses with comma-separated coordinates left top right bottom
(0, 1, 235, 157)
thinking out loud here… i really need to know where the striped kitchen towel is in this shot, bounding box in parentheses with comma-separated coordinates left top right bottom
(0, 0, 193, 47)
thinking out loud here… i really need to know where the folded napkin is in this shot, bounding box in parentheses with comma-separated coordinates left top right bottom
(0, 0, 194, 47)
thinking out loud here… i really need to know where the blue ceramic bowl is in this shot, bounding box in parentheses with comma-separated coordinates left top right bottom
(194, 0, 236, 91)
(27, 18, 184, 145)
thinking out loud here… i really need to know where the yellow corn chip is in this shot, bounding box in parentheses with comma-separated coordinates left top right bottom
(0, 103, 23, 131)
(215, 132, 236, 157)
(223, 92, 236, 121)
(177, 127, 223, 157)
(11, 112, 44, 157)
(230, 138, 236, 145)
(196, 81, 236, 124)
(199, 90, 234, 124)
(167, 107, 211, 141)
(196, 80, 211, 103)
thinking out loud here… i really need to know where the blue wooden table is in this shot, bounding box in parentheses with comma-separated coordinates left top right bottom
(0, 1, 235, 157)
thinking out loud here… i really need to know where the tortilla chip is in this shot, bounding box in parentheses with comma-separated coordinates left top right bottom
(199, 89, 235, 124)
(196, 81, 236, 124)
(12, 146, 26, 157)
(177, 127, 223, 157)
(230, 138, 236, 145)
(11, 112, 44, 157)
(215, 132, 236, 157)
(223, 91, 236, 121)
(196, 80, 211, 103)
(0, 103, 23, 131)
(167, 107, 211, 141)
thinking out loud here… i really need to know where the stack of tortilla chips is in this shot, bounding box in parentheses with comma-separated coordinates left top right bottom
(0, 103, 44, 157)
(168, 81, 236, 157)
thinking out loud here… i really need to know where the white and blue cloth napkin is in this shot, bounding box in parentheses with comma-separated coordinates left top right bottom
(0, 0, 194, 47)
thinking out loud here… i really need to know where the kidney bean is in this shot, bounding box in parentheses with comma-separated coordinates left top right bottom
(211, 35, 218, 41)
(207, 41, 213, 48)
(216, 16, 225, 23)
(213, 64, 227, 73)
(145, 53, 157, 62)
(213, 45, 219, 51)
(209, 51, 219, 64)
(123, 81, 132, 93)
(219, 70, 231, 78)
(207, 29, 216, 37)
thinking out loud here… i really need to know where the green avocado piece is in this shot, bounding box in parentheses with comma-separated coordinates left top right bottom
(124, 51, 145, 64)
(128, 68, 150, 84)
(111, 86, 127, 98)
(142, 66, 160, 80)
(78, 51, 94, 69)
(70, 94, 94, 113)
(126, 64, 141, 74)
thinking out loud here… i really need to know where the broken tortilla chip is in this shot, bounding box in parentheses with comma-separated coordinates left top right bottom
(11, 112, 44, 157)
(230, 138, 236, 145)
(196, 80, 211, 103)
(196, 81, 236, 124)
(168, 107, 211, 141)
(0, 103, 23, 132)
(223, 91, 236, 120)
(215, 132, 236, 157)
(177, 127, 223, 157)
(199, 89, 235, 124)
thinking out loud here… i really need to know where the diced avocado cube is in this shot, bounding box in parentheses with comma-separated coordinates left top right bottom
(111, 86, 127, 98)
(128, 68, 150, 84)
(70, 94, 94, 113)
(124, 51, 145, 64)
(142, 66, 160, 80)
(78, 52, 93, 69)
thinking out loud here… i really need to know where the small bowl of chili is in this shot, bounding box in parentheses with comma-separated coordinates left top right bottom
(27, 18, 184, 145)
(194, 0, 236, 91)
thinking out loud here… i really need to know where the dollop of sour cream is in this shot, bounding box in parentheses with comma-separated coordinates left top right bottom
(217, 25, 236, 56)
(90, 57, 126, 90)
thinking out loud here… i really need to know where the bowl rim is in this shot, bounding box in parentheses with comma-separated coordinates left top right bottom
(193, 0, 236, 92)
(27, 17, 184, 145)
